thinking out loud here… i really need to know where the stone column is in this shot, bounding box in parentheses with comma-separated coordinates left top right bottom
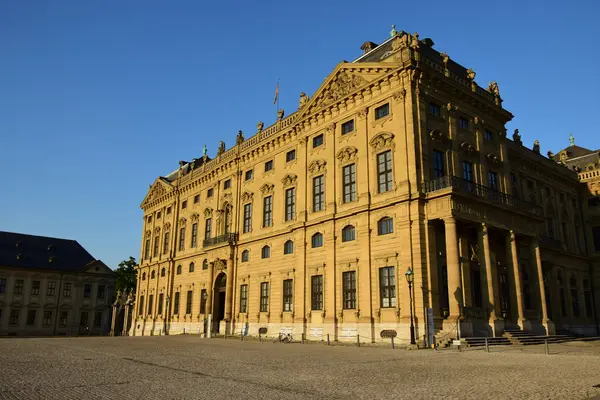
(507, 231, 526, 328)
(110, 304, 118, 336)
(122, 303, 130, 336)
(479, 223, 502, 336)
(532, 238, 555, 335)
(206, 262, 215, 337)
(459, 236, 472, 308)
(224, 259, 234, 331)
(444, 217, 462, 319)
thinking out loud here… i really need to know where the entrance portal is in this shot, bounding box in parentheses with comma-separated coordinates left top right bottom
(213, 273, 227, 333)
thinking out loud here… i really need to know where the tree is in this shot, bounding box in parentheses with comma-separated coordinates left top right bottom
(115, 256, 137, 292)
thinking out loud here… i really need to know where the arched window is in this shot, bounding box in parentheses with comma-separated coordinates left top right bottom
(311, 232, 323, 248)
(241, 250, 249, 262)
(160, 268, 166, 277)
(202, 259, 208, 270)
(261, 245, 270, 259)
(142, 272, 146, 281)
(176, 265, 182, 275)
(570, 275, 580, 317)
(151, 270, 156, 279)
(377, 217, 393, 235)
(284, 240, 294, 254)
(342, 225, 355, 242)
(189, 262, 195, 273)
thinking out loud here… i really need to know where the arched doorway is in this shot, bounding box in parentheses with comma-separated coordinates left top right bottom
(212, 273, 227, 333)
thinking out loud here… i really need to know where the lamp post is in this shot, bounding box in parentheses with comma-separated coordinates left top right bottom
(405, 266, 416, 345)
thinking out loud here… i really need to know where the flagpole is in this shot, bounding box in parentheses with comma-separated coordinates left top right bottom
(276, 77, 280, 113)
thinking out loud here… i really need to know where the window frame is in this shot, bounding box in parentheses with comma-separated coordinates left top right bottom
(378, 217, 394, 235)
(283, 240, 294, 255)
(313, 175, 325, 212)
(286, 149, 296, 162)
(379, 266, 396, 308)
(178, 227, 185, 251)
(342, 225, 356, 242)
(374, 103, 390, 120)
(264, 160, 274, 172)
(191, 223, 198, 248)
(283, 279, 293, 312)
(243, 203, 252, 233)
(312, 134, 324, 148)
(311, 275, 323, 310)
(433, 150, 445, 179)
(241, 250, 249, 262)
(240, 284, 248, 313)
(285, 187, 296, 221)
(245, 169, 253, 181)
(311, 232, 323, 248)
(261, 245, 271, 259)
(260, 282, 269, 312)
(343, 271, 357, 309)
(377, 150, 393, 193)
(263, 195, 273, 227)
(341, 119, 355, 135)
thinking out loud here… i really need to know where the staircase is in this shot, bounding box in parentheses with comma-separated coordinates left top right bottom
(504, 328, 576, 345)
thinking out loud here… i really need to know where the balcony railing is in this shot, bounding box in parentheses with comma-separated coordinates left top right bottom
(423, 175, 543, 216)
(203, 233, 238, 248)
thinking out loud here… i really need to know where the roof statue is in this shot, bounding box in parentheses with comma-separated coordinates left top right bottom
(277, 109, 285, 120)
(236, 130, 245, 145)
(569, 132, 575, 147)
(257, 121, 264, 132)
(533, 140, 541, 154)
(410, 32, 420, 49)
(513, 129, 522, 145)
(390, 25, 397, 37)
(547, 150, 555, 160)
(217, 141, 225, 156)
(298, 92, 310, 110)
(466, 68, 476, 81)
(202, 144, 207, 158)
(488, 81, 500, 97)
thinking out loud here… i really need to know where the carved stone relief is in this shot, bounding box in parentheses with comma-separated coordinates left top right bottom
(370, 133, 395, 150)
(308, 160, 327, 174)
(336, 146, 358, 163)
(260, 183, 275, 195)
(281, 174, 297, 187)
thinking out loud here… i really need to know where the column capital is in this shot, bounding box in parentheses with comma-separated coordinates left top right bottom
(480, 222, 488, 233)
(509, 229, 517, 240)
(444, 216, 456, 225)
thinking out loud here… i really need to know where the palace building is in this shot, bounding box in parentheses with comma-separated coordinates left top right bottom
(133, 29, 599, 342)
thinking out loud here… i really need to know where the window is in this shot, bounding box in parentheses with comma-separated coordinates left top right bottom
(311, 232, 323, 248)
(245, 169, 253, 181)
(153, 234, 159, 257)
(80, 311, 89, 327)
(47, 281, 56, 296)
(592, 226, 600, 252)
(241, 250, 249, 262)
(484, 130, 493, 140)
(138, 296, 144, 315)
(343, 271, 356, 309)
(265, 160, 273, 172)
(488, 171, 498, 191)
(462, 161, 474, 182)
(142, 272, 146, 281)
(343, 163, 357, 203)
(144, 238, 150, 260)
(378, 217, 393, 235)
(433, 150, 445, 178)
(43, 311, 52, 326)
(151, 270, 155, 279)
(283, 279, 293, 312)
(186, 290, 193, 314)
(147, 295, 153, 315)
(342, 225, 356, 242)
(284, 240, 294, 255)
(311, 275, 323, 310)
(313, 134, 324, 148)
(84, 283, 92, 298)
(202, 259, 208, 270)
(285, 187, 296, 221)
(97, 285, 105, 299)
(510, 173, 520, 199)
(341, 119, 354, 135)
(224, 179, 231, 190)
(158, 293, 164, 315)
(9, 310, 19, 325)
(200, 289, 207, 314)
(94, 311, 102, 327)
(260, 282, 269, 312)
(377, 150, 393, 193)
(286, 150, 296, 162)
(207, 188, 214, 198)
(194, 194, 200, 204)
(167, 206, 172, 215)
(205, 218, 212, 240)
(243, 204, 252, 233)
(157, 211, 161, 219)
(380, 267, 396, 307)
(189, 262, 195, 273)
(375, 103, 390, 119)
(240, 285, 248, 313)
(313, 175, 325, 212)
(182, 200, 187, 209)
(31, 280, 40, 296)
(27, 310, 37, 326)
(173, 292, 180, 315)
(429, 103, 441, 116)
(459, 117, 469, 129)
(0, 278, 5, 294)
(191, 223, 198, 247)
(179, 227, 185, 251)
(59, 311, 68, 327)
(148, 215, 152, 223)
(176, 265, 182, 275)
(261, 245, 270, 259)
(160, 268, 166, 277)
(163, 231, 170, 254)
(63, 282, 72, 297)
(263, 196, 273, 227)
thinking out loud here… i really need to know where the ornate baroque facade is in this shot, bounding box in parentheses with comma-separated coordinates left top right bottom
(133, 30, 599, 342)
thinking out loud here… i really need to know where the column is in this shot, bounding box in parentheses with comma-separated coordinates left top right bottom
(507, 231, 525, 325)
(479, 224, 499, 319)
(459, 236, 472, 308)
(224, 259, 233, 324)
(444, 217, 462, 318)
(531, 238, 555, 335)
(110, 304, 117, 336)
(206, 262, 215, 336)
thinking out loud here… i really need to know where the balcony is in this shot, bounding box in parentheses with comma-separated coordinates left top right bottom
(203, 233, 238, 248)
(423, 175, 543, 216)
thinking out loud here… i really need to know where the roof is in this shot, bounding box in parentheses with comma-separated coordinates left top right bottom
(0, 231, 110, 273)
(557, 145, 598, 160)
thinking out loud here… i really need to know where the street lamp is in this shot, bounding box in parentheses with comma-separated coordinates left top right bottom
(405, 266, 416, 345)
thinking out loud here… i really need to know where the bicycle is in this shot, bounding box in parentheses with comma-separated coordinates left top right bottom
(274, 332, 293, 343)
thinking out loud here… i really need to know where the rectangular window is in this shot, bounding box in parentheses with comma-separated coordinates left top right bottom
(341, 119, 354, 135)
(265, 160, 273, 172)
(378, 217, 394, 235)
(47, 281, 56, 296)
(343, 164, 357, 203)
(194, 194, 200, 204)
(313, 175, 325, 212)
(377, 150, 393, 193)
(343, 271, 356, 309)
(205, 218, 212, 240)
(138, 296, 144, 315)
(157, 211, 161, 219)
(59, 311, 68, 327)
(488, 171, 498, 191)
(9, 310, 19, 325)
(484, 130, 493, 140)
(163, 231, 170, 254)
(31, 280, 40, 296)
(429, 103, 441, 116)
(151, 234, 158, 257)
(243, 204, 252, 233)
(173, 292, 180, 315)
(179, 227, 185, 251)
(13, 279, 23, 295)
(459, 117, 469, 129)
(63, 282, 72, 297)
(83, 284, 92, 298)
(80, 311, 88, 327)
(167, 206, 172, 214)
(285, 187, 296, 221)
(182, 200, 187, 209)
(375, 103, 390, 119)
(191, 223, 198, 247)
(144, 239, 150, 260)
(286, 150, 296, 162)
(97, 285, 105, 300)
(313, 134, 324, 148)
(462, 161, 474, 182)
(200, 289, 207, 314)
(311, 275, 323, 310)
(207, 188, 214, 198)
(147, 215, 152, 223)
(147, 294, 154, 315)
(260, 282, 269, 312)
(380, 267, 396, 307)
(158, 293, 164, 315)
(43, 311, 52, 326)
(186, 290, 193, 314)
(239, 285, 248, 313)
(263, 196, 273, 227)
(94, 311, 102, 327)
(245, 169, 253, 181)
(0, 278, 5, 294)
(433, 150, 445, 178)
(26, 310, 37, 326)
(224, 179, 231, 190)
(283, 279, 293, 312)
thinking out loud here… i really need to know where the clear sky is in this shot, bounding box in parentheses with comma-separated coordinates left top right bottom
(1, 0, 599, 269)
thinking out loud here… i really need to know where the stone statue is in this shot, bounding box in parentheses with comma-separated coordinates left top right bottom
(533, 140, 541, 154)
(547, 151, 555, 160)
(202, 144, 207, 158)
(277, 108, 285, 120)
(569, 132, 575, 146)
(466, 68, 476, 81)
(488, 81, 500, 97)
(257, 121, 264, 132)
(440, 52, 449, 67)
(410, 32, 420, 49)
(298, 92, 309, 110)
(390, 24, 397, 37)
(217, 141, 225, 156)
(513, 129, 522, 145)
(236, 130, 244, 145)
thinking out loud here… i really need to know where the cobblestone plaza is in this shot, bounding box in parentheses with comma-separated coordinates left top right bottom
(1, 336, 600, 399)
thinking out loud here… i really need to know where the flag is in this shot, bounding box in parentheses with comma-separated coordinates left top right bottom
(273, 79, 279, 105)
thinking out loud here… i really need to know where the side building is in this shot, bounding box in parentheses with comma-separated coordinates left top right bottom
(0, 231, 115, 336)
(133, 29, 599, 342)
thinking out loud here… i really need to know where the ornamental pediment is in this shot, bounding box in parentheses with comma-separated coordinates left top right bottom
(141, 178, 174, 208)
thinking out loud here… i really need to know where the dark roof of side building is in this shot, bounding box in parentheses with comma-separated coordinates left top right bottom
(556, 145, 600, 171)
(0, 231, 111, 273)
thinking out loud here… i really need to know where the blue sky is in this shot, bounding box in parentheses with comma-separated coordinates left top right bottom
(1, 0, 598, 268)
